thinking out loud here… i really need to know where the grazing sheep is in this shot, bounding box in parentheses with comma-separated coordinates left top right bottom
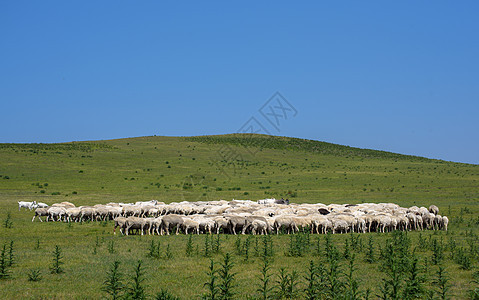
(80, 207, 96, 222)
(442, 216, 449, 231)
(161, 214, 184, 235)
(32, 207, 48, 222)
(113, 217, 127, 235)
(242, 216, 269, 234)
(332, 219, 349, 234)
(212, 216, 229, 234)
(251, 219, 269, 235)
(66, 208, 81, 222)
(274, 216, 296, 234)
(124, 217, 147, 236)
(429, 205, 439, 215)
(32, 199, 448, 236)
(18, 201, 37, 211)
(311, 215, 332, 234)
(47, 207, 66, 222)
(226, 216, 246, 235)
(183, 218, 200, 234)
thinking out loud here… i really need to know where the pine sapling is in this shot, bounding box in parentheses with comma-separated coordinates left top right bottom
(402, 256, 425, 299)
(365, 235, 375, 263)
(7, 241, 14, 267)
(254, 237, 260, 257)
(287, 270, 301, 299)
(125, 260, 147, 300)
(203, 259, 218, 300)
(274, 268, 290, 299)
(325, 244, 344, 299)
(186, 234, 194, 257)
(217, 253, 236, 300)
(213, 234, 221, 254)
(204, 235, 211, 257)
(345, 254, 361, 300)
(108, 240, 115, 254)
(3, 212, 13, 228)
(433, 265, 450, 300)
(315, 236, 321, 257)
(244, 236, 251, 261)
(165, 244, 173, 260)
(256, 257, 273, 300)
(469, 269, 479, 300)
(0, 244, 11, 279)
(50, 245, 64, 274)
(304, 260, 320, 300)
(148, 240, 158, 258)
(235, 236, 242, 255)
(343, 238, 351, 260)
(102, 260, 124, 300)
(34, 239, 41, 250)
(431, 238, 444, 265)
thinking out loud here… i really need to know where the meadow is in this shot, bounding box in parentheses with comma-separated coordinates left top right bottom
(0, 134, 478, 299)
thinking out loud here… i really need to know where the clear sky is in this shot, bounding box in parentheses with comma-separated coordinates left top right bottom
(1, 1, 478, 164)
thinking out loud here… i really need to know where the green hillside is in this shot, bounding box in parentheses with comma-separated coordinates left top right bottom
(1, 134, 479, 299)
(0, 134, 477, 209)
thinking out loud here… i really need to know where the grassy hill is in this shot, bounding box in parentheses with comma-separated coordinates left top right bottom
(0, 134, 479, 299)
(0, 133, 477, 209)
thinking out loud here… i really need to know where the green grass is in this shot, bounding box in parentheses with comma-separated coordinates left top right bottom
(0, 134, 478, 299)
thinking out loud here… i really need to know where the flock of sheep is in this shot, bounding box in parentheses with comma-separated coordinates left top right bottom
(24, 198, 449, 236)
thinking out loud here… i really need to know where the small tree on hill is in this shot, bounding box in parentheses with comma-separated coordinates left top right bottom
(217, 253, 236, 300)
(102, 260, 124, 300)
(126, 260, 147, 300)
(50, 245, 64, 274)
(0, 244, 11, 279)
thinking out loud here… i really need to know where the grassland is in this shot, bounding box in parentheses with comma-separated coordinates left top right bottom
(0, 134, 478, 299)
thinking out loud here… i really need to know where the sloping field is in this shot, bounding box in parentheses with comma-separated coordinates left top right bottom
(0, 134, 478, 298)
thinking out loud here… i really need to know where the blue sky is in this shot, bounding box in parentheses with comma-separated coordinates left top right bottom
(1, 1, 478, 164)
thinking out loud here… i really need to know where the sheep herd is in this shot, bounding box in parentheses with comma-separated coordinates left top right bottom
(25, 198, 449, 236)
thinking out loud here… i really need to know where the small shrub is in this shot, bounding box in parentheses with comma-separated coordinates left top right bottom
(155, 289, 179, 300)
(166, 244, 173, 260)
(27, 269, 42, 282)
(147, 240, 160, 259)
(3, 212, 13, 228)
(273, 268, 301, 299)
(186, 235, 194, 257)
(34, 239, 41, 250)
(431, 238, 444, 265)
(454, 247, 472, 270)
(108, 240, 115, 254)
